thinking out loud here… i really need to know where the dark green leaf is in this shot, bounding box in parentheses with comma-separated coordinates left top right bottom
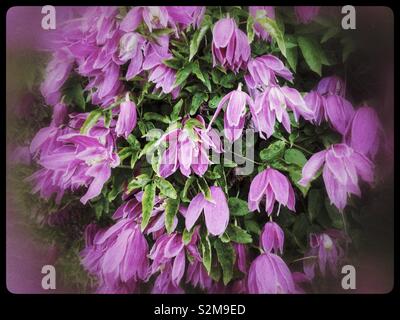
(260, 140, 286, 161)
(141, 182, 156, 231)
(171, 99, 183, 121)
(214, 239, 236, 285)
(165, 198, 180, 233)
(80, 109, 102, 134)
(190, 92, 208, 115)
(257, 17, 286, 57)
(228, 197, 249, 216)
(284, 149, 307, 167)
(227, 225, 253, 244)
(200, 234, 212, 274)
(156, 177, 177, 199)
(308, 189, 323, 223)
(189, 15, 211, 61)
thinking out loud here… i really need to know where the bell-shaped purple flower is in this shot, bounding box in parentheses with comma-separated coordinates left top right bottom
(260, 221, 285, 254)
(245, 54, 293, 90)
(250, 85, 314, 139)
(294, 6, 320, 24)
(316, 75, 346, 97)
(299, 143, 374, 211)
(115, 93, 137, 139)
(208, 84, 253, 142)
(303, 230, 345, 280)
(324, 95, 355, 135)
(120, 6, 169, 33)
(118, 32, 146, 80)
(158, 116, 222, 178)
(248, 252, 296, 293)
(249, 6, 275, 41)
(303, 91, 325, 125)
(185, 186, 229, 236)
(248, 168, 296, 215)
(212, 18, 250, 73)
(344, 106, 382, 159)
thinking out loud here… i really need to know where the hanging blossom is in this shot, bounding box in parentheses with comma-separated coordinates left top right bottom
(251, 85, 314, 139)
(304, 76, 353, 130)
(299, 143, 374, 211)
(303, 230, 347, 280)
(212, 17, 250, 73)
(248, 168, 296, 215)
(248, 6, 276, 41)
(344, 105, 382, 160)
(247, 252, 296, 293)
(117, 31, 147, 80)
(28, 113, 120, 205)
(245, 54, 294, 92)
(80, 196, 150, 293)
(260, 221, 285, 255)
(120, 6, 205, 36)
(115, 93, 137, 139)
(207, 83, 254, 142)
(185, 186, 230, 236)
(294, 6, 321, 24)
(158, 115, 222, 178)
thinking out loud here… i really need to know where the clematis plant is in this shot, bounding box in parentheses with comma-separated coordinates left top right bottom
(10, 5, 388, 294)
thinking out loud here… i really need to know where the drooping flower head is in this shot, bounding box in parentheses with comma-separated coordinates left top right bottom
(344, 105, 382, 159)
(115, 93, 137, 139)
(245, 54, 293, 91)
(260, 221, 285, 254)
(158, 115, 222, 178)
(303, 230, 346, 280)
(117, 32, 146, 80)
(316, 75, 346, 97)
(248, 168, 296, 215)
(185, 186, 230, 236)
(212, 17, 250, 73)
(250, 85, 314, 139)
(207, 83, 253, 142)
(294, 6, 320, 24)
(299, 143, 374, 211)
(248, 252, 296, 293)
(249, 6, 276, 41)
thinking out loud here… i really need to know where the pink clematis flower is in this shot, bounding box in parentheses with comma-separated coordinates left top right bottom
(294, 6, 320, 24)
(316, 75, 346, 97)
(245, 54, 293, 91)
(324, 95, 355, 135)
(250, 85, 314, 139)
(344, 105, 382, 160)
(212, 18, 250, 73)
(118, 32, 146, 80)
(208, 84, 254, 142)
(120, 6, 169, 33)
(260, 221, 285, 254)
(115, 93, 137, 139)
(248, 252, 296, 293)
(185, 186, 229, 236)
(299, 143, 374, 211)
(303, 230, 346, 280)
(248, 6, 276, 41)
(248, 168, 296, 215)
(158, 116, 222, 178)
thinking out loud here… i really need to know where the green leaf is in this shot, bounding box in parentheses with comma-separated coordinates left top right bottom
(118, 147, 132, 162)
(219, 232, 231, 243)
(155, 177, 177, 199)
(189, 15, 211, 61)
(227, 225, 253, 244)
(143, 112, 170, 124)
(165, 198, 180, 233)
(197, 177, 212, 201)
(244, 218, 261, 235)
(284, 149, 307, 167)
(181, 176, 195, 202)
(80, 109, 102, 134)
(228, 197, 249, 216)
(141, 182, 156, 231)
(288, 166, 310, 197)
(297, 36, 323, 75)
(260, 140, 286, 161)
(127, 173, 151, 194)
(63, 81, 85, 111)
(175, 62, 194, 87)
(127, 134, 140, 149)
(246, 14, 255, 44)
(183, 228, 194, 245)
(192, 61, 211, 92)
(285, 35, 298, 71)
(171, 99, 183, 121)
(214, 239, 236, 285)
(163, 58, 183, 70)
(200, 234, 212, 274)
(190, 92, 208, 115)
(209, 95, 222, 109)
(257, 17, 286, 57)
(308, 189, 323, 223)
(321, 26, 340, 43)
